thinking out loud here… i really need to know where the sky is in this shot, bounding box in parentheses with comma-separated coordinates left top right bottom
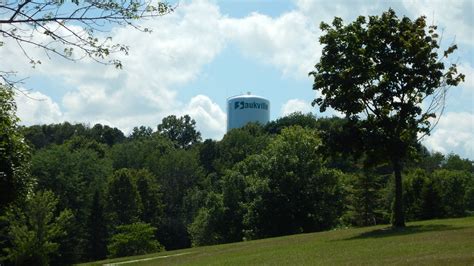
(3, 0, 473, 159)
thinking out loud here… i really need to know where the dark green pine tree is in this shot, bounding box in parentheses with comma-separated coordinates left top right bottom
(87, 190, 107, 260)
(347, 172, 385, 226)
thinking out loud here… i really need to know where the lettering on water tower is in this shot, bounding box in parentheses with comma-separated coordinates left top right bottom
(234, 101, 269, 110)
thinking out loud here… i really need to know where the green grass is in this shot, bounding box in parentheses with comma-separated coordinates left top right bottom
(80, 217, 474, 265)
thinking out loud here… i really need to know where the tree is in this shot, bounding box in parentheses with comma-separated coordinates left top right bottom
(403, 169, 433, 220)
(90, 124, 126, 146)
(433, 169, 469, 217)
(309, 9, 464, 227)
(0, 85, 32, 210)
(110, 134, 174, 170)
(107, 222, 163, 258)
(152, 148, 201, 249)
(264, 112, 319, 134)
(157, 115, 202, 149)
(106, 169, 142, 227)
(31, 142, 112, 263)
(86, 190, 107, 261)
(242, 126, 345, 238)
(198, 139, 219, 174)
(345, 171, 386, 226)
(0, 1, 173, 85)
(130, 126, 154, 140)
(188, 192, 225, 246)
(135, 169, 163, 230)
(442, 154, 474, 172)
(1, 190, 73, 266)
(215, 123, 270, 174)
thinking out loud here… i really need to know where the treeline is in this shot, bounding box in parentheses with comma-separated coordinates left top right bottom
(1, 113, 474, 265)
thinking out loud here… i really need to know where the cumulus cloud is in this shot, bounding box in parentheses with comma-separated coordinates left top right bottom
(281, 99, 313, 116)
(15, 91, 63, 125)
(295, 0, 391, 24)
(423, 112, 474, 159)
(7, 0, 474, 147)
(402, 0, 474, 46)
(181, 95, 227, 139)
(222, 11, 319, 78)
(458, 63, 474, 96)
(13, 0, 227, 137)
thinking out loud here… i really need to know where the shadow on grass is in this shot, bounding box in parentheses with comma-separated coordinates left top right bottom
(345, 224, 464, 240)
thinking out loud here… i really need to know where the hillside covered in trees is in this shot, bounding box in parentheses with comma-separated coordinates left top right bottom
(1, 112, 473, 265)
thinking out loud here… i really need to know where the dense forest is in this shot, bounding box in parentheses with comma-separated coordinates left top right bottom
(1, 109, 473, 265)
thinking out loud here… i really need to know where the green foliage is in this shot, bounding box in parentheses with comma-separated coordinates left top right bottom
(190, 126, 345, 244)
(188, 192, 225, 246)
(241, 127, 346, 238)
(153, 148, 201, 249)
(86, 190, 107, 261)
(105, 168, 164, 252)
(198, 139, 219, 174)
(465, 178, 474, 213)
(266, 113, 356, 173)
(344, 172, 387, 226)
(90, 124, 126, 146)
(110, 134, 173, 170)
(107, 169, 142, 226)
(135, 169, 164, 228)
(403, 168, 473, 221)
(0, 86, 33, 209)
(21, 122, 125, 150)
(309, 8, 464, 227)
(264, 112, 319, 134)
(215, 123, 270, 173)
(403, 169, 440, 220)
(157, 115, 201, 149)
(31, 141, 112, 262)
(415, 148, 445, 173)
(432, 169, 470, 217)
(64, 135, 108, 159)
(107, 222, 163, 258)
(1, 191, 73, 266)
(129, 126, 154, 140)
(10, 109, 474, 263)
(442, 154, 474, 172)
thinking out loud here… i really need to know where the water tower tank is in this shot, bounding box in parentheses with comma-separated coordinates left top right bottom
(227, 93, 270, 131)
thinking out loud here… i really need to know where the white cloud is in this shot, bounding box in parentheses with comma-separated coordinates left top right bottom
(222, 11, 319, 78)
(6, 0, 474, 149)
(11, 0, 226, 137)
(181, 94, 227, 139)
(295, 0, 388, 24)
(281, 98, 313, 116)
(423, 112, 474, 159)
(15, 91, 63, 125)
(402, 0, 474, 46)
(458, 63, 474, 98)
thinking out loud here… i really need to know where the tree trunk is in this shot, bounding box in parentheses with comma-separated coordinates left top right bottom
(392, 158, 405, 227)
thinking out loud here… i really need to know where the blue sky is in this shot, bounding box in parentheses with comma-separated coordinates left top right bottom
(4, 0, 473, 158)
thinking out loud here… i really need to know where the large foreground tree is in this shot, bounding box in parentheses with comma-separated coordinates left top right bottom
(309, 9, 464, 227)
(0, 85, 32, 209)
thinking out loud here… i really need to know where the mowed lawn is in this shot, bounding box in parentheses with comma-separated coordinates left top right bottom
(81, 216, 474, 265)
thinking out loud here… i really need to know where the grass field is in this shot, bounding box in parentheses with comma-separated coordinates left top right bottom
(81, 216, 474, 265)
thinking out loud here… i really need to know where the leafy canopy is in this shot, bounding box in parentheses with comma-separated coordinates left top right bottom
(1, 190, 73, 266)
(157, 115, 202, 149)
(309, 9, 464, 227)
(107, 222, 163, 258)
(310, 9, 464, 162)
(0, 85, 32, 209)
